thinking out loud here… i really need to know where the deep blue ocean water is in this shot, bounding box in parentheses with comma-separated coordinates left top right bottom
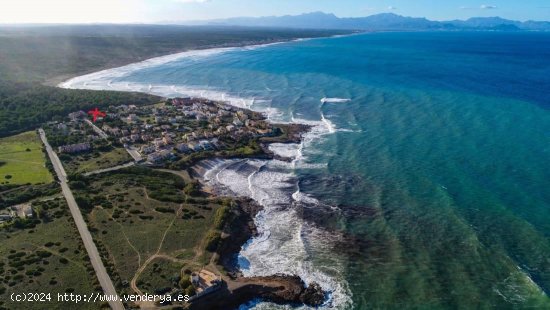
(65, 32, 550, 309)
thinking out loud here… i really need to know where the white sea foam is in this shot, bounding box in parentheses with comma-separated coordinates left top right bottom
(203, 158, 352, 309)
(269, 143, 301, 159)
(320, 111, 336, 133)
(292, 188, 321, 205)
(60, 46, 241, 89)
(200, 107, 349, 308)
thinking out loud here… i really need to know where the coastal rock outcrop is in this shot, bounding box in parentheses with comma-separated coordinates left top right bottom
(215, 198, 262, 278)
(188, 275, 326, 309)
(300, 282, 326, 306)
(187, 197, 327, 309)
(248, 276, 325, 307)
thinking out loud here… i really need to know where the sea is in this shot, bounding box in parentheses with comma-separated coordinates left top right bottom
(61, 32, 550, 309)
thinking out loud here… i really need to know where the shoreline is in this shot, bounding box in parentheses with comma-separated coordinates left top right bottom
(55, 31, 361, 89)
(45, 38, 316, 87)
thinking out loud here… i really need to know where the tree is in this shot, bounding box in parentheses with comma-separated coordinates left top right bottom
(184, 181, 201, 197)
(179, 277, 192, 290)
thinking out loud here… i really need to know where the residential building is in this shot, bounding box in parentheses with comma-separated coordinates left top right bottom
(58, 142, 91, 154)
(140, 145, 156, 155)
(176, 143, 190, 153)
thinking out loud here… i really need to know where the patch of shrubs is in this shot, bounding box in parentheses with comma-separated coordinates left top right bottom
(154, 207, 174, 214)
(204, 231, 221, 252)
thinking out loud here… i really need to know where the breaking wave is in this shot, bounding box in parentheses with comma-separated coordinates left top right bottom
(321, 97, 351, 103)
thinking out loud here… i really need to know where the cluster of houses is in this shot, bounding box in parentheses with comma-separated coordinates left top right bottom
(47, 114, 101, 154)
(96, 98, 275, 164)
(47, 97, 276, 165)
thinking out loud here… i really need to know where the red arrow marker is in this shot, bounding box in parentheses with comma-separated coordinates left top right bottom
(88, 108, 106, 122)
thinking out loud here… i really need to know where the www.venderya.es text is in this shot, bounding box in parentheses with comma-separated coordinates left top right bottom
(10, 292, 190, 304)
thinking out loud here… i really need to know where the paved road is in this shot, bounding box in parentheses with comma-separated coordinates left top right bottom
(84, 119, 108, 139)
(39, 129, 125, 310)
(84, 119, 142, 162)
(83, 162, 135, 177)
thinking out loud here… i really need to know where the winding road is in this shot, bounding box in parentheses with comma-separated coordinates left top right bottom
(39, 129, 125, 310)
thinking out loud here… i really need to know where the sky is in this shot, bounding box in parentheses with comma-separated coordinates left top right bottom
(0, 0, 549, 24)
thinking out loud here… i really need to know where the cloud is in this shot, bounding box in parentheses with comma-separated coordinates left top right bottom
(460, 5, 498, 10)
(387, 6, 397, 10)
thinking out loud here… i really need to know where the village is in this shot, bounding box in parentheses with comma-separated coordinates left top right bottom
(50, 97, 277, 166)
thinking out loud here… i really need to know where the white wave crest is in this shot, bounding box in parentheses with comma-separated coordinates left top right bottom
(321, 97, 351, 103)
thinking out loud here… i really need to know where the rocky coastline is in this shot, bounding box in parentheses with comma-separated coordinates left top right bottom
(188, 197, 326, 309)
(187, 117, 325, 309)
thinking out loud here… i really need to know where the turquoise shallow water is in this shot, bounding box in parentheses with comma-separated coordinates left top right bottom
(65, 32, 550, 309)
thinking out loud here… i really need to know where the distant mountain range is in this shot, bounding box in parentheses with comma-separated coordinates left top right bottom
(185, 12, 550, 31)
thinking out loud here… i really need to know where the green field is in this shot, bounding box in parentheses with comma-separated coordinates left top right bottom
(0, 131, 53, 185)
(0, 198, 101, 310)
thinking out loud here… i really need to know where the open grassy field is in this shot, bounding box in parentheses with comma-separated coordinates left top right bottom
(0, 198, 102, 310)
(88, 188, 178, 281)
(0, 131, 53, 185)
(63, 147, 132, 175)
(73, 168, 221, 297)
